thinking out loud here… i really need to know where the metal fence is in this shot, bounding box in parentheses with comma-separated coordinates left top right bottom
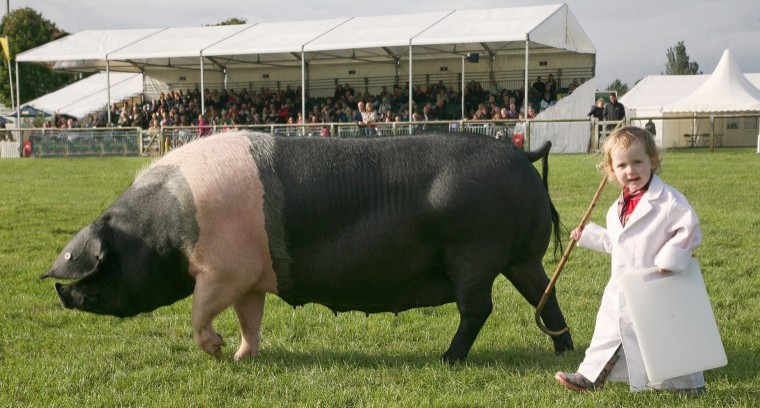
(2, 127, 142, 158)
(157, 121, 524, 154)
(3, 114, 756, 159)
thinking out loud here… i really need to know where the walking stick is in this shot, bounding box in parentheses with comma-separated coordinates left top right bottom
(535, 176, 608, 336)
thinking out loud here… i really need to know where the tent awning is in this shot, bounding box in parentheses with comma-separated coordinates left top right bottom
(23, 72, 143, 118)
(17, 28, 165, 72)
(17, 4, 595, 72)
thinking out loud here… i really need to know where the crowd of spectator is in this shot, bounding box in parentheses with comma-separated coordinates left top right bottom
(48, 74, 586, 131)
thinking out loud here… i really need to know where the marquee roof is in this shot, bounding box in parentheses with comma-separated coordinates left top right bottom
(663, 49, 760, 113)
(623, 50, 760, 114)
(24, 72, 143, 118)
(17, 4, 595, 72)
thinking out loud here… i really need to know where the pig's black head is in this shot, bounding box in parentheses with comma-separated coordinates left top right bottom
(42, 167, 199, 318)
(42, 218, 195, 317)
(45, 222, 129, 316)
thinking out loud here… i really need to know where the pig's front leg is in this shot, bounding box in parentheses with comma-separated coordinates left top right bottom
(233, 290, 266, 361)
(191, 279, 235, 358)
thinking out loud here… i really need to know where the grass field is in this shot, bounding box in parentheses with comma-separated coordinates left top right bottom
(1, 147, 758, 406)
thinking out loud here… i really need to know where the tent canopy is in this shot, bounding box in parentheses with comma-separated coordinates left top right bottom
(10, 105, 52, 117)
(23, 72, 143, 118)
(17, 28, 165, 72)
(18, 4, 595, 72)
(663, 49, 760, 113)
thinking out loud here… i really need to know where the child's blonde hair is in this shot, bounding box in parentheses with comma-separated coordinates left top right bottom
(599, 126, 661, 180)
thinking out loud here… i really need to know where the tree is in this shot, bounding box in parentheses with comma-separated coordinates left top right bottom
(664, 40, 702, 75)
(606, 79, 629, 97)
(0, 7, 78, 107)
(210, 18, 247, 26)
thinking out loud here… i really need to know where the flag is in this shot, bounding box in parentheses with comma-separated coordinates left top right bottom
(0, 37, 10, 61)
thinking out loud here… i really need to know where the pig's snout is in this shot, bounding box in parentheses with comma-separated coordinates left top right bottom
(54, 282, 73, 309)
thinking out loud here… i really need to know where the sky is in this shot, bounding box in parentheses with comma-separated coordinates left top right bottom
(7, 0, 760, 89)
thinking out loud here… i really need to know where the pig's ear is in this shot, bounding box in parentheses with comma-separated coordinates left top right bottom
(41, 225, 109, 280)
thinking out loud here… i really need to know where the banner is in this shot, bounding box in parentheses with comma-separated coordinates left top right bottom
(0, 37, 10, 61)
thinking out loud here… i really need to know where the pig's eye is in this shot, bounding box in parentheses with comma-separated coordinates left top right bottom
(64, 252, 72, 260)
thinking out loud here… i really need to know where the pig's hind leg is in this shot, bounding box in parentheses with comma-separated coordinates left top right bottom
(233, 290, 266, 360)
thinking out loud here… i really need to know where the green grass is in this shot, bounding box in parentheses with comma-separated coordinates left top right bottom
(1, 149, 759, 406)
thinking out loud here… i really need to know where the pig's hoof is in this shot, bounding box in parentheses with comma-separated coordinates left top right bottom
(233, 347, 259, 361)
(440, 350, 466, 365)
(200, 331, 226, 358)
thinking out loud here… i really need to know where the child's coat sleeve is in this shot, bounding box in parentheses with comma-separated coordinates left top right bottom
(653, 200, 701, 273)
(577, 221, 612, 254)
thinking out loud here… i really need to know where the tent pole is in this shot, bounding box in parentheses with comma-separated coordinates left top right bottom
(15, 59, 19, 128)
(200, 56, 205, 114)
(302, 49, 306, 135)
(461, 56, 465, 120)
(408, 44, 413, 122)
(106, 61, 111, 126)
(524, 37, 529, 120)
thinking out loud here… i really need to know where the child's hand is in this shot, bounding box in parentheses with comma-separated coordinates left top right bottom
(658, 268, 672, 274)
(570, 227, 583, 241)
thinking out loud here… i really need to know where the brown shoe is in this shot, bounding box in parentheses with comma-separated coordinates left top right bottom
(556, 346, 620, 393)
(554, 372, 601, 392)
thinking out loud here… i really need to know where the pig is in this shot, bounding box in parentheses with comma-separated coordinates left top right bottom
(42, 131, 573, 363)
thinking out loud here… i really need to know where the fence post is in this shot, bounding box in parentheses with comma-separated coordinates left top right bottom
(525, 120, 531, 151)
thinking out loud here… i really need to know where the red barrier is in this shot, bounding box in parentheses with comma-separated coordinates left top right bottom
(22, 141, 33, 158)
(512, 133, 524, 150)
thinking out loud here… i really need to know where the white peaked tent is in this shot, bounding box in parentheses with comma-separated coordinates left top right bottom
(664, 49, 760, 113)
(663, 49, 760, 152)
(623, 49, 760, 149)
(24, 72, 143, 119)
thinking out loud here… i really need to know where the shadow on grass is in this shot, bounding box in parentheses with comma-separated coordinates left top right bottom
(234, 344, 579, 372)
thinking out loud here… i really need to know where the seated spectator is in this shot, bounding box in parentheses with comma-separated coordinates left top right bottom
(117, 107, 130, 127)
(540, 92, 553, 111)
(506, 103, 519, 119)
(378, 97, 392, 118)
(567, 78, 580, 94)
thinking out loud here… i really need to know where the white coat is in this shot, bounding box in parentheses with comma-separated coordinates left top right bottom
(575, 174, 705, 391)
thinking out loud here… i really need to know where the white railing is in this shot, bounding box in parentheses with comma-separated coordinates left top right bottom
(0, 140, 20, 158)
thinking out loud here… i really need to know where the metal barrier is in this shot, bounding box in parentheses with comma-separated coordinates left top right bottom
(158, 120, 526, 154)
(16, 127, 143, 157)
(8, 114, 756, 159)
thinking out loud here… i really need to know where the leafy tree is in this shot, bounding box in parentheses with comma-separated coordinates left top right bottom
(606, 79, 629, 97)
(210, 18, 247, 26)
(0, 7, 79, 107)
(664, 40, 702, 75)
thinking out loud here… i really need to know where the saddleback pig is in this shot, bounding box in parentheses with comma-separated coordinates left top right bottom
(42, 131, 573, 362)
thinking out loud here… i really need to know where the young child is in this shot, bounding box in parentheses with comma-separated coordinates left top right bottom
(554, 126, 705, 395)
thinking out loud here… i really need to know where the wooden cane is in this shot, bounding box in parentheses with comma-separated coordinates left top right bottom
(535, 176, 608, 336)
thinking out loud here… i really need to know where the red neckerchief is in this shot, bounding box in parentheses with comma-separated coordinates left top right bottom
(618, 177, 652, 226)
